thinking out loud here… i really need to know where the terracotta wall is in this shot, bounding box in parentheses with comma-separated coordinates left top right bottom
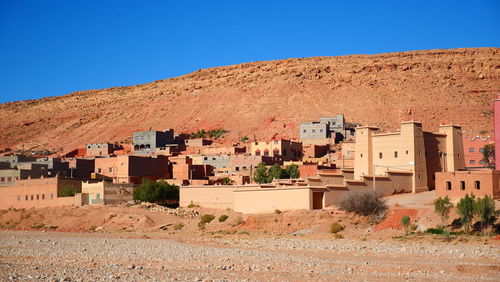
(233, 187, 311, 214)
(0, 178, 77, 209)
(179, 186, 234, 209)
(435, 170, 500, 200)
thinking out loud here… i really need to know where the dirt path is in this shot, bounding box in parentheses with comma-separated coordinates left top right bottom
(0, 230, 498, 281)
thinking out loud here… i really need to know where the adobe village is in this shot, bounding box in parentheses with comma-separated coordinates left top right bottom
(0, 49, 499, 281)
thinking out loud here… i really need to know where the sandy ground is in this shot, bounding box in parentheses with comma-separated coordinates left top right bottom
(0, 230, 499, 281)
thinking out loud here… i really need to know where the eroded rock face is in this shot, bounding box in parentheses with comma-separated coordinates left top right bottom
(0, 48, 498, 153)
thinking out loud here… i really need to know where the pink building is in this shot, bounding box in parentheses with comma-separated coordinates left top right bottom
(495, 95, 500, 169)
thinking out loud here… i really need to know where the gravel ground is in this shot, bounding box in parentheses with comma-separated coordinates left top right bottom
(0, 230, 498, 281)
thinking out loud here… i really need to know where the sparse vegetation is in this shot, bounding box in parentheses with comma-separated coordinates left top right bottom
(133, 178, 179, 203)
(232, 215, 244, 226)
(253, 163, 302, 183)
(187, 202, 200, 208)
(434, 196, 453, 229)
(240, 136, 249, 142)
(218, 214, 229, 222)
(198, 214, 215, 230)
(329, 222, 344, 234)
(236, 230, 249, 235)
(339, 191, 387, 216)
(88, 225, 97, 231)
(401, 215, 410, 235)
(173, 222, 185, 230)
(474, 195, 496, 231)
(482, 144, 495, 168)
(333, 233, 344, 239)
(59, 186, 76, 197)
(456, 194, 475, 234)
(189, 129, 227, 140)
(221, 177, 232, 185)
(31, 223, 46, 229)
(274, 209, 282, 214)
(20, 212, 31, 220)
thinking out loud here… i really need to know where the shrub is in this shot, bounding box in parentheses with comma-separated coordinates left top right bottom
(285, 164, 300, 179)
(173, 222, 185, 230)
(274, 209, 282, 215)
(474, 195, 496, 230)
(59, 186, 76, 197)
(187, 202, 200, 208)
(339, 191, 387, 216)
(198, 214, 215, 230)
(31, 223, 45, 229)
(333, 233, 344, 239)
(236, 230, 249, 235)
(221, 177, 232, 185)
(20, 212, 31, 220)
(88, 225, 97, 231)
(457, 194, 475, 234)
(133, 178, 179, 203)
(434, 196, 453, 228)
(232, 216, 244, 226)
(218, 214, 229, 222)
(329, 222, 344, 234)
(401, 215, 410, 235)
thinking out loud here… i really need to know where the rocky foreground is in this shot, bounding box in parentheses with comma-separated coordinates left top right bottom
(0, 231, 498, 281)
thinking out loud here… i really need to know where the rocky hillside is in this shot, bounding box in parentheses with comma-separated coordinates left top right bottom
(0, 48, 499, 153)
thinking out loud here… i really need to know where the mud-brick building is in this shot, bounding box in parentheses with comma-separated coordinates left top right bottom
(251, 140, 302, 162)
(133, 130, 175, 155)
(94, 155, 170, 184)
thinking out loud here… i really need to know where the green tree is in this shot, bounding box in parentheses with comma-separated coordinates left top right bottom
(482, 144, 495, 168)
(221, 177, 232, 185)
(133, 178, 179, 203)
(253, 162, 269, 184)
(59, 186, 76, 197)
(433, 196, 453, 228)
(268, 163, 284, 181)
(474, 195, 496, 231)
(456, 194, 475, 234)
(286, 164, 300, 179)
(401, 215, 410, 235)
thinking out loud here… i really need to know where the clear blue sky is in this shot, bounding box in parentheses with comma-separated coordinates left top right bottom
(0, 0, 499, 103)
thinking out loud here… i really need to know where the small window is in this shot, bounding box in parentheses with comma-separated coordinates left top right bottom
(406, 150, 409, 155)
(418, 150, 421, 155)
(274, 141, 279, 144)
(96, 193, 100, 199)
(204, 157, 208, 160)
(446, 181, 451, 190)
(479, 160, 485, 164)
(470, 160, 476, 165)
(42, 194, 45, 200)
(479, 148, 484, 153)
(17, 195, 20, 201)
(0, 177, 4, 182)
(379, 152, 383, 159)
(458, 153, 460, 157)
(394, 151, 398, 158)
(235, 167, 240, 171)
(36, 194, 39, 200)
(469, 148, 474, 153)
(303, 129, 306, 133)
(108, 167, 113, 173)
(312, 129, 315, 133)
(50, 193, 54, 199)
(475, 181, 480, 190)
(31, 195, 34, 201)
(320, 129, 323, 133)
(460, 181, 465, 190)
(97, 168, 102, 173)
(7, 177, 12, 182)
(25, 195, 28, 201)
(242, 166, 247, 170)
(360, 153, 363, 158)
(418, 174, 421, 179)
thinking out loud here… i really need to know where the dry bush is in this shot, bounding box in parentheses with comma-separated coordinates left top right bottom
(339, 191, 387, 216)
(329, 222, 344, 233)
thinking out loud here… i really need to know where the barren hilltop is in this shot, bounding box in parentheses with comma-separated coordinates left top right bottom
(0, 47, 499, 153)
